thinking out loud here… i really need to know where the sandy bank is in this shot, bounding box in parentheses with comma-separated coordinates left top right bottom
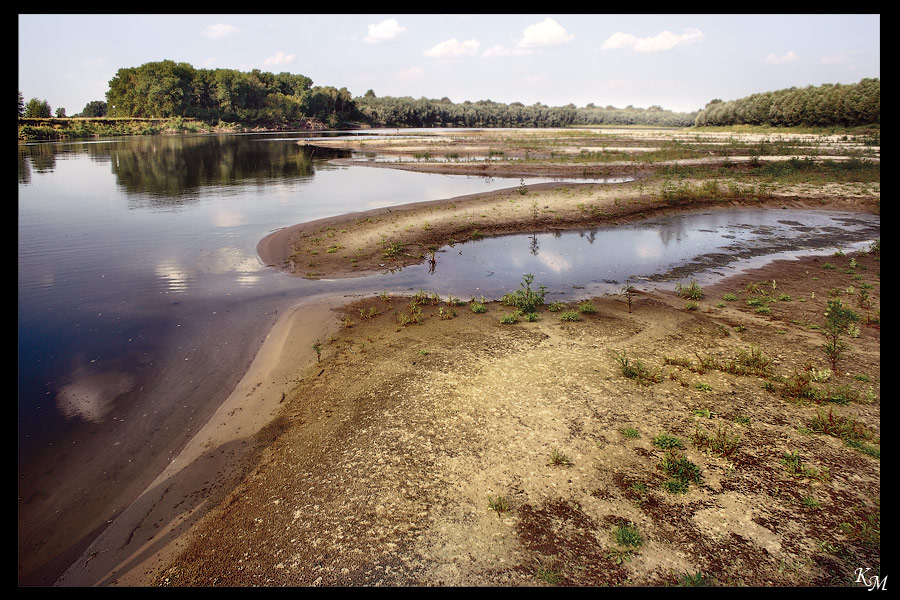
(258, 175, 880, 281)
(55, 297, 344, 586)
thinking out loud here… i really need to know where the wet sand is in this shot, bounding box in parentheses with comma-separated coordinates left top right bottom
(55, 297, 344, 586)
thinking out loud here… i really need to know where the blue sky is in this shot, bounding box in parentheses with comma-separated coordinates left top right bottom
(18, 14, 880, 115)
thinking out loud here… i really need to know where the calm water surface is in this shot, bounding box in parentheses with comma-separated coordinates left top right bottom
(17, 131, 879, 584)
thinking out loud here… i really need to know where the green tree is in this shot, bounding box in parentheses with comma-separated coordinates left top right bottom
(18, 91, 24, 117)
(55, 107, 66, 117)
(24, 97, 52, 118)
(81, 100, 108, 117)
(822, 297, 859, 370)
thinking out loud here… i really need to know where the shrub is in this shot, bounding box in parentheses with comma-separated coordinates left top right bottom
(577, 302, 596, 314)
(822, 297, 860, 370)
(613, 522, 643, 548)
(501, 274, 547, 314)
(676, 279, 704, 300)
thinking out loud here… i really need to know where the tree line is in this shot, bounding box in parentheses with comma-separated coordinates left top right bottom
(19, 61, 879, 132)
(20, 60, 698, 130)
(354, 93, 697, 128)
(693, 78, 879, 128)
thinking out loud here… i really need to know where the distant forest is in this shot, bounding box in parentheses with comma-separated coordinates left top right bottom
(23, 60, 879, 131)
(95, 60, 699, 128)
(693, 78, 879, 128)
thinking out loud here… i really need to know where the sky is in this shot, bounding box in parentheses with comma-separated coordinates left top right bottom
(18, 14, 880, 115)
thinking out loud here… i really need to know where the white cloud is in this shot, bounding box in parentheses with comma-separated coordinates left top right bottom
(483, 44, 531, 58)
(519, 17, 574, 48)
(396, 67, 424, 80)
(365, 18, 406, 43)
(203, 23, 241, 40)
(603, 28, 703, 52)
(263, 51, 296, 66)
(424, 38, 480, 58)
(765, 50, 799, 64)
(602, 32, 639, 50)
(82, 57, 105, 68)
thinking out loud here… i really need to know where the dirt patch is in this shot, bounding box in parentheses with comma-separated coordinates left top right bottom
(157, 247, 880, 587)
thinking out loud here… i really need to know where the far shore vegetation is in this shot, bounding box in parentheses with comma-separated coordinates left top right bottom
(19, 60, 879, 141)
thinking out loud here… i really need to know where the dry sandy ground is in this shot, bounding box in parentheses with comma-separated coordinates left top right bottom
(156, 248, 880, 587)
(56, 130, 880, 587)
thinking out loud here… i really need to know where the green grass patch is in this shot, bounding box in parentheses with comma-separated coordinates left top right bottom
(652, 432, 685, 450)
(658, 449, 702, 494)
(612, 521, 643, 548)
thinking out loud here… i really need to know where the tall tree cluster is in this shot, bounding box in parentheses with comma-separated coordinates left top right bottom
(104, 60, 357, 125)
(23, 96, 52, 118)
(693, 78, 879, 128)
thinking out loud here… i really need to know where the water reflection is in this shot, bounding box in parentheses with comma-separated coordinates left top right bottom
(154, 259, 192, 293)
(410, 209, 880, 300)
(55, 363, 136, 423)
(19, 134, 352, 198)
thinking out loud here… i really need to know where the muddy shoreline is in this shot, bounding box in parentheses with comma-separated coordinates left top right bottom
(258, 171, 879, 282)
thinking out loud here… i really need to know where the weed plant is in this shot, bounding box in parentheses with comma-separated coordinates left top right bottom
(658, 450, 702, 493)
(548, 449, 573, 466)
(678, 572, 707, 587)
(501, 274, 547, 314)
(822, 297, 860, 369)
(781, 451, 829, 481)
(676, 279, 704, 300)
(691, 425, 741, 459)
(808, 409, 879, 457)
(499, 312, 519, 325)
(488, 495, 510, 517)
(622, 284, 637, 313)
(613, 522, 643, 548)
(652, 433, 685, 450)
(382, 241, 405, 259)
(620, 427, 641, 439)
(615, 351, 663, 385)
(733, 414, 751, 426)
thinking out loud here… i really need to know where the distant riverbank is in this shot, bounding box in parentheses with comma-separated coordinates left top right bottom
(17, 116, 335, 141)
